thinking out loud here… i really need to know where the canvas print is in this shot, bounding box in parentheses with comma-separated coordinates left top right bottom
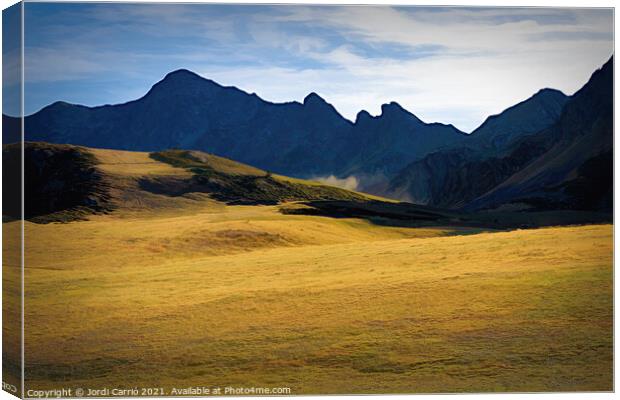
(2, 1, 614, 397)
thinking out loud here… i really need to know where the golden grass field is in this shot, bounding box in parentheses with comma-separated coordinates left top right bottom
(2, 148, 613, 394)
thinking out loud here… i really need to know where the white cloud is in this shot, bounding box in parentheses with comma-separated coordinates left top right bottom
(196, 39, 611, 131)
(312, 175, 359, 191)
(249, 6, 613, 130)
(23, 5, 613, 131)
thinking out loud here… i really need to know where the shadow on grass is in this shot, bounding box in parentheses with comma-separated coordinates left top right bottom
(280, 200, 612, 231)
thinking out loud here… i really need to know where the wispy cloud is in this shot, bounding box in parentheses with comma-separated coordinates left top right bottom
(19, 3, 613, 131)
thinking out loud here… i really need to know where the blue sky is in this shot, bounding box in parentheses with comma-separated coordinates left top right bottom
(4, 3, 614, 131)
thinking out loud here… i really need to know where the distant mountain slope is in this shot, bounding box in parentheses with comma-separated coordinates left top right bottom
(19, 70, 355, 178)
(343, 103, 467, 192)
(346, 102, 466, 175)
(466, 56, 613, 212)
(385, 87, 570, 206)
(389, 57, 612, 212)
(16, 69, 467, 184)
(470, 88, 568, 152)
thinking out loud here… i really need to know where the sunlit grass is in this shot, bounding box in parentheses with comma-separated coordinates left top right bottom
(9, 206, 612, 393)
(4, 146, 612, 394)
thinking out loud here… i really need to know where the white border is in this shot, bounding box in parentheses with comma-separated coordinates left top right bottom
(0, 1, 616, 400)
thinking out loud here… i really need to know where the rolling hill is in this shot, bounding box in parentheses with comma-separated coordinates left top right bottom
(3, 142, 380, 223)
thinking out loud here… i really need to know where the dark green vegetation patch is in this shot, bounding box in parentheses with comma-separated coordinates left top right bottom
(3, 142, 114, 223)
(146, 150, 367, 205)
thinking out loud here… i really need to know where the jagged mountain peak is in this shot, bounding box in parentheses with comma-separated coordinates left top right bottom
(147, 69, 223, 97)
(20, 60, 608, 204)
(379, 101, 423, 123)
(385, 57, 612, 213)
(163, 68, 203, 80)
(381, 101, 405, 114)
(303, 92, 327, 106)
(301, 92, 347, 121)
(354, 110, 373, 124)
(534, 87, 567, 98)
(568, 55, 612, 102)
(157, 69, 222, 88)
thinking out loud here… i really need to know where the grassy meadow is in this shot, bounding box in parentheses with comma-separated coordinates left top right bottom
(3, 148, 613, 394)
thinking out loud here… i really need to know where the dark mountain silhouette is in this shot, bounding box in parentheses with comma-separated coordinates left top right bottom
(386, 88, 570, 207)
(343, 102, 467, 192)
(3, 59, 611, 215)
(11, 69, 467, 183)
(470, 88, 568, 152)
(388, 57, 612, 213)
(348, 101, 466, 175)
(466, 56, 613, 212)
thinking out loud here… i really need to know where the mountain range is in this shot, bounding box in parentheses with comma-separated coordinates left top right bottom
(13, 69, 470, 180)
(4, 56, 613, 214)
(388, 57, 612, 212)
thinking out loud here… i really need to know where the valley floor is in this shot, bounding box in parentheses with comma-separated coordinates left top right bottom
(3, 205, 613, 394)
